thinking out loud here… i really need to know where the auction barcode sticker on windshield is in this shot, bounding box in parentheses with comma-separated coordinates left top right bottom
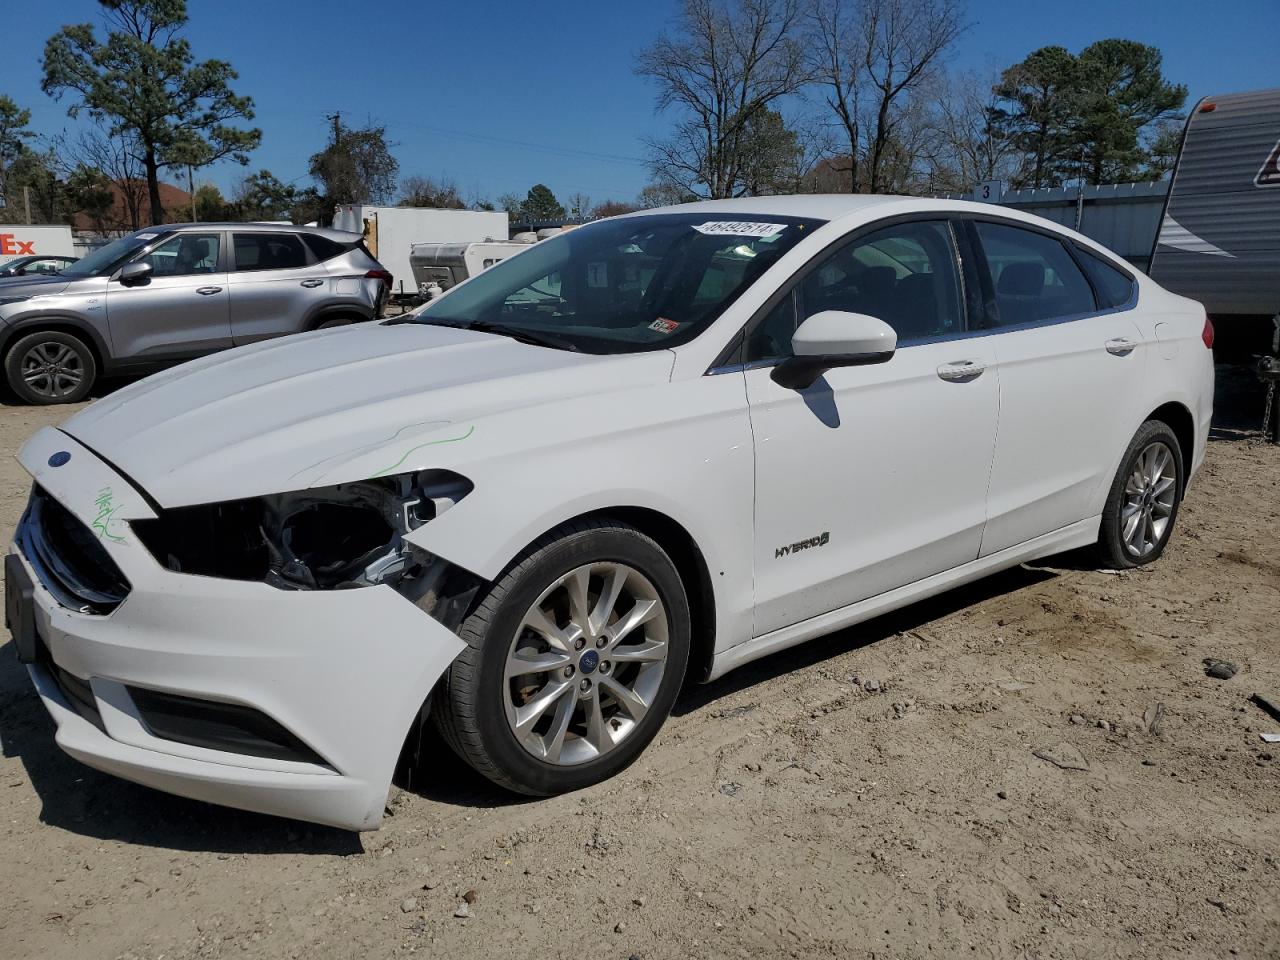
(692, 221, 787, 238)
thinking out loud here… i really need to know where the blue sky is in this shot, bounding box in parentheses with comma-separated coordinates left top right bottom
(5, 0, 1278, 205)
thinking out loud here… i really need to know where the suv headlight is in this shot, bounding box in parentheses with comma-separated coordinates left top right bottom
(132, 470, 472, 590)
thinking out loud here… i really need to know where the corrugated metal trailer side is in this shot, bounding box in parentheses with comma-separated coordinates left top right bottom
(1149, 88, 1280, 318)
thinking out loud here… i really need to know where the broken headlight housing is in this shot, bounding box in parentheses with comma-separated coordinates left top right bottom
(132, 470, 472, 591)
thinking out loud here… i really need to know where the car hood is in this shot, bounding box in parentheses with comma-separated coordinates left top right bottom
(62, 322, 675, 507)
(0, 276, 73, 297)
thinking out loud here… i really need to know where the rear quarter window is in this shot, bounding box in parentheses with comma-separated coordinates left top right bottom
(304, 234, 350, 261)
(1077, 249, 1136, 309)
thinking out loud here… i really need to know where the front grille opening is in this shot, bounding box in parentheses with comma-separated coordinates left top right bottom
(17, 486, 131, 614)
(126, 686, 329, 767)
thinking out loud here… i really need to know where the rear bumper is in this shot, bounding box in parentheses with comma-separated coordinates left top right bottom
(11, 426, 466, 831)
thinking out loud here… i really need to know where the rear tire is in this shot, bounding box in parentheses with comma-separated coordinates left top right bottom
(1096, 420, 1184, 569)
(4, 330, 97, 405)
(434, 519, 691, 796)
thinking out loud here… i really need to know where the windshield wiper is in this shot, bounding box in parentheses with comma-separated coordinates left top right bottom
(385, 315, 581, 352)
(466, 320, 580, 352)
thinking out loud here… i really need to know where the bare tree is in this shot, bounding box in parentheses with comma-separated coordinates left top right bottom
(637, 0, 809, 199)
(56, 123, 148, 231)
(808, 0, 967, 192)
(398, 175, 465, 209)
(924, 70, 1018, 192)
(863, 0, 967, 191)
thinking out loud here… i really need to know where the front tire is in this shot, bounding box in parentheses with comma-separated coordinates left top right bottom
(1097, 420, 1184, 569)
(435, 519, 691, 796)
(4, 331, 97, 405)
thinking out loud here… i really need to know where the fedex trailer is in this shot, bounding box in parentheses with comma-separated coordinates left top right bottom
(0, 225, 75, 267)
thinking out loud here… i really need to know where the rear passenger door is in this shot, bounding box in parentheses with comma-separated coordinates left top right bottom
(228, 232, 330, 344)
(966, 219, 1147, 555)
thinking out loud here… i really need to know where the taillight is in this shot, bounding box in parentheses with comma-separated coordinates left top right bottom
(365, 269, 393, 283)
(1201, 316, 1214, 349)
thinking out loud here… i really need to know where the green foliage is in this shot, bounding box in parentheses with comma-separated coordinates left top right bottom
(738, 109, 805, 195)
(64, 164, 115, 231)
(0, 96, 37, 206)
(41, 0, 261, 224)
(5, 149, 65, 223)
(991, 40, 1186, 187)
(233, 169, 305, 222)
(521, 183, 566, 222)
(399, 175, 465, 209)
(309, 123, 398, 209)
(193, 181, 226, 221)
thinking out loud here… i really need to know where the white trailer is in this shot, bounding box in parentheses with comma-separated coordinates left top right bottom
(409, 240, 536, 297)
(330, 205, 509, 298)
(0, 224, 76, 267)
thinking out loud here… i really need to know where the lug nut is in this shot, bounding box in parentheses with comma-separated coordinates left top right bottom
(579, 678, 592, 692)
(599, 660, 611, 674)
(574, 637, 586, 651)
(596, 636, 607, 649)
(563, 665, 575, 678)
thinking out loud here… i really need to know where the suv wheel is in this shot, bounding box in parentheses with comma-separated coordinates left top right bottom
(4, 331, 97, 405)
(434, 519, 691, 795)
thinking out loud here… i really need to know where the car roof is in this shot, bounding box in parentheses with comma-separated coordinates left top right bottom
(629, 194, 1080, 227)
(152, 223, 362, 242)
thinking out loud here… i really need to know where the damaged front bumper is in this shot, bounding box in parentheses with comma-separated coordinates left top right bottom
(9, 427, 466, 831)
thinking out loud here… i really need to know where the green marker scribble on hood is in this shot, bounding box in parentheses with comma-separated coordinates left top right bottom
(92, 486, 126, 543)
(287, 419, 452, 482)
(370, 425, 475, 478)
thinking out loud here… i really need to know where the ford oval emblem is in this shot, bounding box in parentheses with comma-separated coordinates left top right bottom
(48, 451, 71, 468)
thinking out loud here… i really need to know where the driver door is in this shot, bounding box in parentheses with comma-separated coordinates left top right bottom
(744, 219, 1000, 636)
(106, 231, 233, 360)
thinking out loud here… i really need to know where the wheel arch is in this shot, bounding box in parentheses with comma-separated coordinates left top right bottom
(1146, 400, 1195, 493)
(578, 505, 718, 685)
(303, 304, 373, 331)
(0, 317, 109, 375)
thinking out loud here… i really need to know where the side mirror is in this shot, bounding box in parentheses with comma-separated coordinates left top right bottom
(771, 310, 897, 390)
(117, 261, 153, 286)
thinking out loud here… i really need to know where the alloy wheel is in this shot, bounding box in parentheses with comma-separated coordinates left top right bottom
(1121, 441, 1177, 558)
(503, 562, 669, 765)
(21, 341, 85, 400)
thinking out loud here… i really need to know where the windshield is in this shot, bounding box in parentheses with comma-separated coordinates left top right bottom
(407, 212, 823, 353)
(62, 230, 171, 277)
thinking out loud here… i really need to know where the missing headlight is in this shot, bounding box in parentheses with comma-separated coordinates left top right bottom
(133, 470, 472, 591)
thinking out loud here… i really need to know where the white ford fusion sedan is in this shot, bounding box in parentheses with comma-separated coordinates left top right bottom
(6, 196, 1213, 830)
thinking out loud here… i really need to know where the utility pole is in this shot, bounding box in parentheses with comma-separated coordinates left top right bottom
(23, 185, 31, 225)
(326, 111, 342, 144)
(189, 165, 196, 222)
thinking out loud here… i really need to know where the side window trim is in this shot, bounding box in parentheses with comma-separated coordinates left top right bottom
(231, 232, 311, 273)
(958, 214, 1139, 333)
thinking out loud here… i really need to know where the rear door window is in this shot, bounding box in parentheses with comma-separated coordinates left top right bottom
(973, 222, 1096, 327)
(233, 233, 309, 272)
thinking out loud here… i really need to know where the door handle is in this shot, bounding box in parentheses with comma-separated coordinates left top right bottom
(937, 359, 986, 382)
(300, 279, 324, 288)
(195, 286, 222, 295)
(1105, 337, 1137, 356)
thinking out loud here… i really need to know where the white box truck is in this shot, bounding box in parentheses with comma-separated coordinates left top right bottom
(330, 206, 508, 299)
(0, 224, 76, 267)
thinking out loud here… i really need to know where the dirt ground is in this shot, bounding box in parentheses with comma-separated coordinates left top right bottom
(0, 368, 1277, 960)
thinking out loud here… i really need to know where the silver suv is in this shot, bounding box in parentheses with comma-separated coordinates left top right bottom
(0, 223, 392, 404)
